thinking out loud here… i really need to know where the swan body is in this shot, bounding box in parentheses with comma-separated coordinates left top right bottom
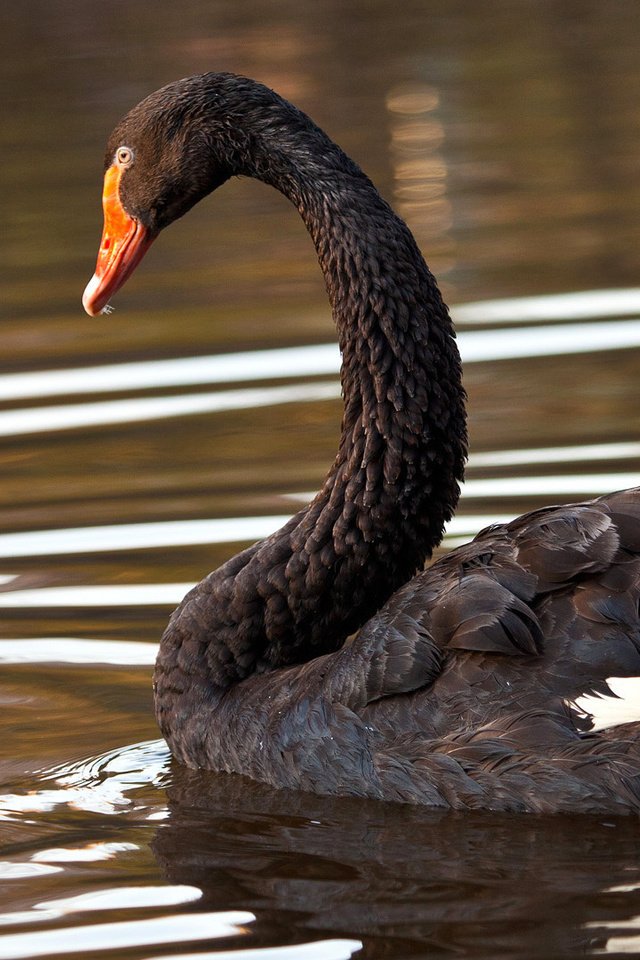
(84, 74, 640, 813)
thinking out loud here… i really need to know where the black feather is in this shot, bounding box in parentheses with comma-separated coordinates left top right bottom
(88, 74, 640, 813)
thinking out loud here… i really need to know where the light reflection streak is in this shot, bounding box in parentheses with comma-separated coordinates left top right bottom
(0, 887, 202, 930)
(0, 318, 636, 439)
(460, 473, 639, 497)
(0, 382, 341, 438)
(148, 939, 364, 960)
(0, 311, 638, 414)
(0, 863, 62, 880)
(0, 459, 636, 562)
(0, 740, 170, 819)
(387, 81, 451, 270)
(34, 885, 202, 914)
(0, 467, 637, 607)
(454, 287, 640, 324)
(0, 345, 340, 403)
(0, 584, 193, 608)
(586, 915, 640, 955)
(0, 912, 58, 928)
(598, 934, 640, 953)
(0, 638, 157, 665)
(0, 911, 255, 960)
(0, 512, 519, 565)
(287, 472, 640, 505)
(469, 440, 640, 468)
(0, 515, 293, 559)
(31, 843, 137, 863)
(460, 317, 640, 362)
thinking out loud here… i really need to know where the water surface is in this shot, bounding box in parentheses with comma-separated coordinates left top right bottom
(2, 2, 640, 958)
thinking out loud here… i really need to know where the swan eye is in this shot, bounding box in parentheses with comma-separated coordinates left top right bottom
(115, 146, 134, 167)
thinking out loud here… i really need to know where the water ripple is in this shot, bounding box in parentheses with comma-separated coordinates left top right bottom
(0, 296, 638, 424)
(0, 740, 170, 819)
(0, 382, 341, 438)
(454, 287, 640, 324)
(0, 911, 255, 960)
(0, 584, 192, 609)
(0, 639, 157, 665)
(469, 440, 640, 468)
(0, 516, 292, 560)
(34, 885, 202, 914)
(2, 477, 637, 567)
(148, 940, 364, 960)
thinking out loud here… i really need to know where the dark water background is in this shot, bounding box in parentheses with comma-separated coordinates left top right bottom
(2, 2, 640, 958)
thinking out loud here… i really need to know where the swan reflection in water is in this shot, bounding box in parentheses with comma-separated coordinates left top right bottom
(83, 73, 640, 813)
(10, 740, 640, 958)
(153, 766, 640, 958)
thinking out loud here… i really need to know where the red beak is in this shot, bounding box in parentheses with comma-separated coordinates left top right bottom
(82, 164, 155, 316)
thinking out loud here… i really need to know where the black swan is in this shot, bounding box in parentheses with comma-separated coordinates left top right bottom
(83, 73, 640, 813)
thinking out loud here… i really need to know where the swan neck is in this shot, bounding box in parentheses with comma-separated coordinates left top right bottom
(155, 96, 467, 708)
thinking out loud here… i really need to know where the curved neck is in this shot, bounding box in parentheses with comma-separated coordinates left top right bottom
(155, 95, 467, 706)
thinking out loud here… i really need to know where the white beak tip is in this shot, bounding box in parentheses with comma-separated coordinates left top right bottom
(82, 273, 104, 317)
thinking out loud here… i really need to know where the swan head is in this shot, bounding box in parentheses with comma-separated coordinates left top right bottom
(83, 73, 253, 317)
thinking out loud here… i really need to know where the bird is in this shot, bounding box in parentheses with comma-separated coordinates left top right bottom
(83, 73, 640, 814)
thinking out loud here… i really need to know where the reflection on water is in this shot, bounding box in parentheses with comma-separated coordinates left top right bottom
(0, 346, 341, 402)
(2, 1, 640, 958)
(455, 287, 640, 324)
(0, 383, 342, 438)
(0, 638, 157, 666)
(0, 911, 257, 960)
(152, 774, 640, 959)
(0, 739, 170, 818)
(0, 584, 194, 608)
(32, 885, 202, 912)
(470, 439, 640, 467)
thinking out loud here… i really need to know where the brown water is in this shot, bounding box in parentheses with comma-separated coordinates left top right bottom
(2, 2, 640, 958)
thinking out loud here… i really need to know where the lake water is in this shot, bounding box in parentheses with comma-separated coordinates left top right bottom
(2, 2, 640, 958)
